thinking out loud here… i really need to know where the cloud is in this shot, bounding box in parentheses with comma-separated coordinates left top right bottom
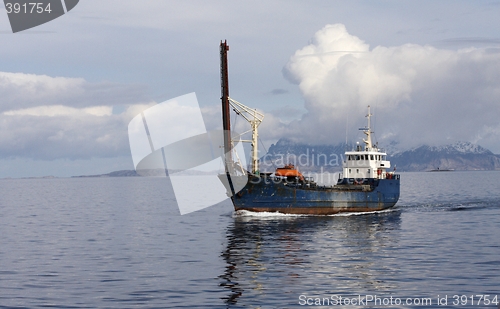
(0, 71, 155, 160)
(268, 88, 289, 95)
(0, 104, 151, 160)
(281, 24, 500, 151)
(436, 37, 500, 48)
(0, 72, 148, 112)
(0, 79, 223, 162)
(4, 105, 113, 117)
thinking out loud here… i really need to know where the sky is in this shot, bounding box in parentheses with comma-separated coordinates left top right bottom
(1, 0, 500, 177)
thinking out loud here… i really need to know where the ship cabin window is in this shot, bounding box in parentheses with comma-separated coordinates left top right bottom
(349, 169, 351, 173)
(364, 155, 368, 160)
(356, 155, 360, 161)
(370, 155, 374, 160)
(356, 169, 359, 173)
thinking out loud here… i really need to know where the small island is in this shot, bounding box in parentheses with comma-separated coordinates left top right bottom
(428, 167, 455, 172)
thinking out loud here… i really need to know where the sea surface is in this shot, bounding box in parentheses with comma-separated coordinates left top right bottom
(0, 171, 499, 308)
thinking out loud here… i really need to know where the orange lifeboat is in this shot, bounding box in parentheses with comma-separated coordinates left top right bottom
(275, 164, 304, 181)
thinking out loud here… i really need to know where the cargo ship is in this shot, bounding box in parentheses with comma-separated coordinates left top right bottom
(218, 41, 400, 215)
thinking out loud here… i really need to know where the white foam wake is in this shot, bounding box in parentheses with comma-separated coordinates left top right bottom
(233, 208, 398, 219)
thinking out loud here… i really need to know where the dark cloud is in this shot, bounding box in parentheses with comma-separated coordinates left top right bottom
(436, 37, 500, 48)
(268, 88, 289, 95)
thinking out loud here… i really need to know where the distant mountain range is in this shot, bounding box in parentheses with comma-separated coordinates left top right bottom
(72, 170, 140, 178)
(73, 139, 500, 177)
(260, 138, 500, 172)
(72, 169, 218, 178)
(389, 142, 500, 171)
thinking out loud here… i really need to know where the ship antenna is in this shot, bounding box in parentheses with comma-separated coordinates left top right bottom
(345, 115, 348, 151)
(360, 105, 373, 151)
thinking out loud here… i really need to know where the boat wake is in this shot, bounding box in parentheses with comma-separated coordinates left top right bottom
(398, 199, 500, 213)
(233, 210, 308, 219)
(331, 208, 400, 217)
(447, 201, 499, 212)
(233, 208, 399, 219)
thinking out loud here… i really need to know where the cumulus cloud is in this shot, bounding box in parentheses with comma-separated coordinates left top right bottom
(0, 72, 148, 112)
(282, 24, 500, 151)
(4, 105, 113, 117)
(0, 74, 229, 160)
(0, 71, 154, 160)
(0, 104, 154, 160)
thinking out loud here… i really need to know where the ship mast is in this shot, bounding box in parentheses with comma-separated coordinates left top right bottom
(220, 41, 234, 173)
(219, 41, 264, 175)
(220, 39, 239, 205)
(361, 105, 373, 151)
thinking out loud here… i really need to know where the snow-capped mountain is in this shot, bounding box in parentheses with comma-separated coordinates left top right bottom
(261, 138, 500, 172)
(389, 142, 500, 171)
(426, 141, 491, 154)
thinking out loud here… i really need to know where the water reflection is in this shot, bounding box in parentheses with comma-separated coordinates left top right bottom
(219, 210, 402, 307)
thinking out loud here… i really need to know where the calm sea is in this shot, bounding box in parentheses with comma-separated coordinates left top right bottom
(0, 171, 499, 308)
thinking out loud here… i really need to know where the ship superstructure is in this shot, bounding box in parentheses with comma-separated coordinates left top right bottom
(340, 106, 396, 184)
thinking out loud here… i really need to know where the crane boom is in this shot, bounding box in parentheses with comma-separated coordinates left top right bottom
(228, 97, 264, 174)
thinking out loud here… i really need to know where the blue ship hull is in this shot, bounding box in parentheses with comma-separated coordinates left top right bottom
(227, 175, 400, 215)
